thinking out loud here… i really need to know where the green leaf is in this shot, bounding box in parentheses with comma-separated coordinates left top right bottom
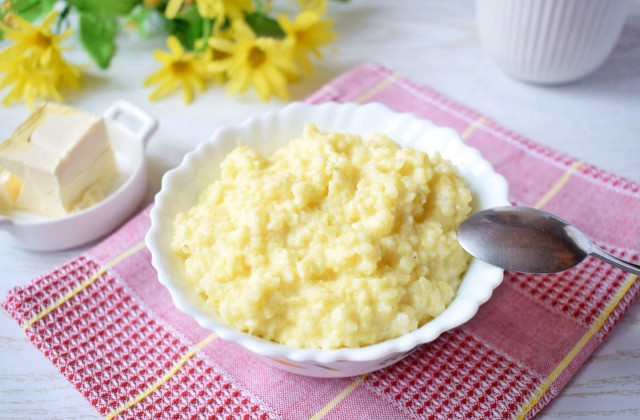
(0, 0, 56, 39)
(6, 0, 56, 21)
(174, 4, 203, 26)
(79, 12, 118, 69)
(245, 11, 284, 38)
(67, 0, 141, 15)
(163, 5, 203, 50)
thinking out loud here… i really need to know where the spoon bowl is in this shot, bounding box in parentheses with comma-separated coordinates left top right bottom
(457, 206, 640, 275)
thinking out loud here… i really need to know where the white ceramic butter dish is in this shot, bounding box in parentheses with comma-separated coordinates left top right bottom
(0, 101, 157, 251)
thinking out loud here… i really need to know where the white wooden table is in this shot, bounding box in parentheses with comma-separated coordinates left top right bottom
(1, 1, 639, 418)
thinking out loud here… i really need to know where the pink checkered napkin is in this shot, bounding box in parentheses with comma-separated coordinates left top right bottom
(4, 63, 640, 420)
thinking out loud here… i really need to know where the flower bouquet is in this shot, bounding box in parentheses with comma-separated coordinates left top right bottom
(0, 0, 343, 106)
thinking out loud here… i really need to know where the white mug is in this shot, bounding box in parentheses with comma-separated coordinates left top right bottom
(476, 0, 632, 84)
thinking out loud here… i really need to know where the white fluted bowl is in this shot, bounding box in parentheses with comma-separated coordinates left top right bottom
(147, 102, 509, 377)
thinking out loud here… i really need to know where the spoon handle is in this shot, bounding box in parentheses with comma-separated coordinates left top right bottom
(590, 247, 640, 276)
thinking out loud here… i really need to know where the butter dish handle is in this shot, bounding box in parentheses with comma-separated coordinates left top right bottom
(104, 101, 158, 147)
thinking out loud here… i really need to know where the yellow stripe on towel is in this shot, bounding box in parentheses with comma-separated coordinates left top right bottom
(355, 74, 401, 104)
(461, 116, 487, 141)
(310, 374, 368, 420)
(23, 241, 146, 332)
(106, 333, 217, 420)
(514, 274, 638, 419)
(533, 161, 584, 209)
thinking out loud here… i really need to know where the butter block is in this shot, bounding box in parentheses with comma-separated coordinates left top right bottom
(0, 167, 23, 211)
(0, 104, 117, 218)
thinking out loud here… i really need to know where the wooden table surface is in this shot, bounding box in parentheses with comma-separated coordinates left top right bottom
(1, 1, 639, 418)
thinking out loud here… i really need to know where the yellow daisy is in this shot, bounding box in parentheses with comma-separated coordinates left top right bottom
(145, 36, 210, 103)
(208, 21, 298, 100)
(0, 11, 82, 107)
(1, 12, 66, 60)
(277, 10, 337, 74)
(165, 0, 253, 22)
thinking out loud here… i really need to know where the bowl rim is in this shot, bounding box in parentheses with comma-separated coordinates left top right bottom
(146, 101, 509, 364)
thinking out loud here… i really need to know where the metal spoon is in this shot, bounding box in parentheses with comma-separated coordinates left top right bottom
(457, 206, 640, 275)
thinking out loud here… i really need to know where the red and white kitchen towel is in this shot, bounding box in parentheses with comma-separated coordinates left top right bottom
(4, 63, 640, 419)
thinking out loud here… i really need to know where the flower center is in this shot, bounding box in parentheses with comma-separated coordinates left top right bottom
(248, 46, 266, 68)
(171, 60, 192, 75)
(33, 31, 52, 49)
(296, 29, 309, 44)
(212, 49, 230, 61)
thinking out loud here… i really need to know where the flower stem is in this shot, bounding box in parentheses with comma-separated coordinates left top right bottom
(198, 17, 212, 52)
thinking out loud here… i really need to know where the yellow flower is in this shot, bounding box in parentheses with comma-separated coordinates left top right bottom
(208, 21, 298, 100)
(277, 10, 337, 74)
(145, 36, 210, 103)
(165, 0, 253, 22)
(0, 11, 82, 107)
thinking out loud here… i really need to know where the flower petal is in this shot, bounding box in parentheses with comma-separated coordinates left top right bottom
(2, 80, 26, 107)
(167, 36, 184, 56)
(295, 10, 319, 27)
(226, 68, 250, 95)
(56, 28, 73, 42)
(40, 47, 53, 66)
(277, 14, 294, 33)
(297, 49, 313, 74)
(181, 80, 193, 103)
(263, 66, 289, 99)
(144, 68, 170, 86)
(0, 73, 15, 90)
(208, 37, 234, 53)
(189, 73, 206, 92)
(251, 71, 270, 100)
(153, 50, 174, 63)
(207, 60, 229, 73)
(6, 13, 35, 31)
(165, 0, 184, 19)
(149, 80, 178, 101)
(40, 10, 60, 31)
(232, 20, 256, 42)
(273, 55, 299, 75)
(195, 0, 218, 19)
